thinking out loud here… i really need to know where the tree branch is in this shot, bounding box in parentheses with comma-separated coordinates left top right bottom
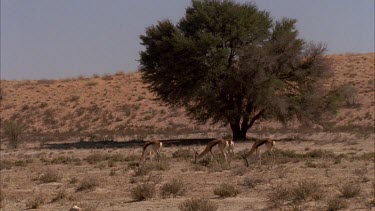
(248, 109, 265, 128)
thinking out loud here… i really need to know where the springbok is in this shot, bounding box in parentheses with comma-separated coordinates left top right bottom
(194, 139, 234, 164)
(243, 139, 275, 166)
(141, 140, 163, 162)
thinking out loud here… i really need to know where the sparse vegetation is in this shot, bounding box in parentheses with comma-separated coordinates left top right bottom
(0, 192, 4, 208)
(0, 51, 374, 210)
(242, 176, 264, 188)
(3, 120, 26, 148)
(339, 84, 360, 107)
(131, 183, 156, 201)
(76, 176, 100, 192)
(0, 160, 13, 170)
(326, 197, 348, 211)
(268, 181, 323, 208)
(339, 183, 361, 198)
(86, 81, 98, 86)
(68, 95, 80, 102)
(51, 187, 69, 202)
(178, 198, 218, 211)
(119, 104, 132, 116)
(292, 181, 324, 202)
(26, 192, 45, 209)
(160, 179, 187, 198)
(38, 168, 60, 183)
(213, 183, 240, 198)
(232, 165, 248, 176)
(172, 148, 193, 159)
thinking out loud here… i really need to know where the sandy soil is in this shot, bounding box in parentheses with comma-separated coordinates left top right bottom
(0, 132, 374, 211)
(0, 53, 374, 137)
(0, 53, 374, 211)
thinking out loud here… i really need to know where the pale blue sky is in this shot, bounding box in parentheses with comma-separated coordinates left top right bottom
(1, 0, 374, 80)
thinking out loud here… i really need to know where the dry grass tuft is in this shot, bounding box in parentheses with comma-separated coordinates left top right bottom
(339, 183, 361, 198)
(0, 160, 13, 170)
(326, 197, 347, 211)
(133, 160, 170, 177)
(268, 181, 323, 208)
(38, 168, 60, 183)
(292, 181, 324, 202)
(131, 183, 156, 201)
(267, 185, 292, 208)
(213, 183, 240, 198)
(178, 198, 218, 211)
(242, 176, 264, 188)
(160, 179, 187, 198)
(232, 165, 248, 176)
(133, 165, 152, 177)
(76, 176, 100, 192)
(85, 153, 109, 164)
(26, 192, 45, 209)
(51, 187, 71, 202)
(0, 192, 4, 208)
(172, 148, 193, 159)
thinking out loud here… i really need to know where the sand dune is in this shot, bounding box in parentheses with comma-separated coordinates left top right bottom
(0, 53, 374, 137)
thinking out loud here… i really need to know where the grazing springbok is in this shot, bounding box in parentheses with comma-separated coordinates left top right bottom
(243, 139, 275, 166)
(194, 139, 234, 164)
(141, 140, 163, 162)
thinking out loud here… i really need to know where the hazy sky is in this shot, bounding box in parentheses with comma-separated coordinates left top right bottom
(1, 0, 374, 80)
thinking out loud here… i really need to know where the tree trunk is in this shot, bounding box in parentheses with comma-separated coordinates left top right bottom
(230, 110, 264, 141)
(230, 122, 248, 140)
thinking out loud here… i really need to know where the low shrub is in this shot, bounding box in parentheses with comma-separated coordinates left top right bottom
(76, 176, 99, 192)
(51, 188, 69, 202)
(26, 193, 45, 209)
(213, 183, 240, 198)
(242, 176, 263, 188)
(326, 197, 347, 211)
(292, 181, 323, 202)
(161, 179, 186, 198)
(172, 149, 193, 159)
(38, 169, 60, 183)
(267, 185, 292, 208)
(131, 183, 156, 201)
(178, 198, 218, 211)
(339, 183, 360, 198)
(268, 181, 323, 208)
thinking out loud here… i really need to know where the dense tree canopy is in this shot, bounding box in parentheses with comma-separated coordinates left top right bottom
(139, 0, 335, 140)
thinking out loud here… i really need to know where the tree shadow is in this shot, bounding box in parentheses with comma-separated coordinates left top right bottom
(43, 136, 298, 150)
(43, 138, 217, 150)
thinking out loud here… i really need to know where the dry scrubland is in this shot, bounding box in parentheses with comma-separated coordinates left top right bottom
(0, 53, 374, 210)
(0, 134, 374, 210)
(0, 53, 374, 137)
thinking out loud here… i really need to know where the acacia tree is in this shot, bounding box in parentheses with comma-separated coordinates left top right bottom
(139, 0, 335, 140)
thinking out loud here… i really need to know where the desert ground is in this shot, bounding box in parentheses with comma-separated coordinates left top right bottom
(0, 132, 374, 210)
(0, 53, 374, 210)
